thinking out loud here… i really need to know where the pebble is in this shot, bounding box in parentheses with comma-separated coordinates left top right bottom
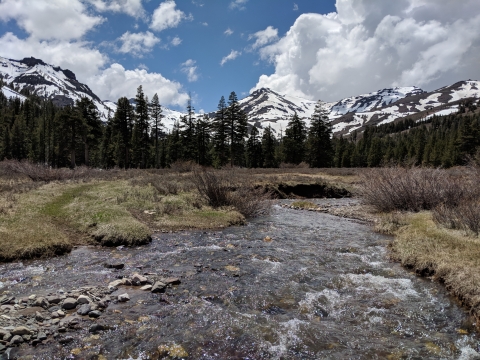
(62, 298, 77, 310)
(28, 295, 36, 300)
(151, 282, 166, 293)
(37, 332, 47, 341)
(108, 279, 125, 289)
(88, 310, 102, 318)
(89, 324, 106, 333)
(131, 273, 148, 285)
(104, 263, 124, 270)
(77, 304, 91, 316)
(33, 297, 49, 309)
(9, 335, 23, 344)
(46, 296, 61, 304)
(161, 278, 181, 286)
(57, 310, 65, 317)
(11, 326, 32, 336)
(140, 285, 152, 291)
(77, 295, 91, 304)
(117, 294, 130, 302)
(35, 311, 45, 322)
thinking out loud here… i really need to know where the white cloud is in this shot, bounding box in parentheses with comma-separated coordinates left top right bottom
(248, 26, 278, 50)
(254, 0, 480, 101)
(0, 0, 104, 41)
(229, 0, 248, 10)
(220, 50, 241, 66)
(171, 36, 182, 46)
(150, 0, 191, 32)
(181, 59, 199, 82)
(293, 3, 298, 11)
(87, 0, 145, 18)
(224, 28, 234, 36)
(90, 63, 189, 105)
(201, 22, 208, 26)
(117, 31, 160, 56)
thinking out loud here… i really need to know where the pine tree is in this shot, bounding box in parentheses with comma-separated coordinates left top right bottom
(306, 101, 333, 167)
(226, 91, 247, 166)
(180, 95, 196, 162)
(283, 112, 307, 165)
(246, 125, 263, 168)
(112, 97, 134, 168)
(76, 97, 102, 166)
(212, 96, 229, 167)
(149, 93, 163, 168)
(196, 114, 211, 166)
(262, 125, 277, 168)
(132, 86, 150, 168)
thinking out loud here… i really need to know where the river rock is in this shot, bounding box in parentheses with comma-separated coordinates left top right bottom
(151, 282, 166, 293)
(117, 293, 130, 302)
(28, 295, 36, 300)
(140, 285, 152, 291)
(22, 334, 31, 342)
(37, 332, 47, 341)
(104, 263, 124, 270)
(35, 311, 45, 322)
(48, 305, 60, 313)
(11, 326, 32, 336)
(58, 336, 74, 344)
(77, 295, 91, 304)
(0, 344, 5, 352)
(9, 335, 23, 344)
(46, 295, 61, 304)
(108, 279, 125, 290)
(77, 304, 91, 316)
(3, 332, 12, 342)
(51, 311, 59, 319)
(33, 297, 49, 309)
(161, 277, 181, 286)
(0, 297, 14, 305)
(89, 324, 106, 333)
(88, 310, 102, 318)
(264, 236, 273, 242)
(131, 273, 148, 285)
(57, 310, 65, 317)
(62, 298, 77, 310)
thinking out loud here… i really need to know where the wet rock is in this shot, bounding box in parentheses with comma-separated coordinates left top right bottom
(131, 273, 148, 285)
(77, 304, 91, 316)
(104, 263, 124, 270)
(108, 279, 125, 290)
(140, 285, 152, 291)
(48, 305, 60, 313)
(57, 310, 65, 317)
(117, 293, 130, 302)
(0, 297, 14, 305)
(160, 278, 181, 286)
(0, 344, 5, 352)
(0, 305, 14, 312)
(51, 311, 59, 319)
(46, 296, 61, 304)
(89, 324, 107, 333)
(35, 311, 45, 322)
(51, 319, 60, 325)
(9, 335, 23, 345)
(37, 332, 47, 341)
(28, 295, 36, 300)
(33, 297, 49, 309)
(62, 298, 77, 310)
(88, 310, 102, 318)
(58, 336, 74, 344)
(1, 331, 12, 342)
(151, 282, 166, 293)
(11, 326, 32, 336)
(21, 334, 31, 342)
(77, 295, 91, 304)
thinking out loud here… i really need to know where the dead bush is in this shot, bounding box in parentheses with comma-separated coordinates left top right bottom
(191, 169, 272, 217)
(433, 200, 480, 235)
(359, 167, 469, 212)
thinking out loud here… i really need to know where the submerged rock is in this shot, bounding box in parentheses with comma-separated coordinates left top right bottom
(104, 263, 124, 270)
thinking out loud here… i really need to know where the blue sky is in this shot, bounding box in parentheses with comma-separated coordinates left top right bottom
(0, 0, 479, 112)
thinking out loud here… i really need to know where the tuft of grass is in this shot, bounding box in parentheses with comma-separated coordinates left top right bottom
(389, 212, 480, 322)
(290, 201, 318, 209)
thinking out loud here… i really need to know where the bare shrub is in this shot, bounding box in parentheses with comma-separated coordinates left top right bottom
(433, 201, 480, 235)
(359, 167, 468, 212)
(0, 160, 97, 182)
(170, 160, 200, 173)
(191, 169, 272, 217)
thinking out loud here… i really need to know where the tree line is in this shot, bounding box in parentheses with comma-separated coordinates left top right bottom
(1, 80, 479, 169)
(0, 84, 333, 169)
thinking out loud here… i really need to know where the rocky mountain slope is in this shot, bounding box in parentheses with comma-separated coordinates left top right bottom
(1, 56, 479, 136)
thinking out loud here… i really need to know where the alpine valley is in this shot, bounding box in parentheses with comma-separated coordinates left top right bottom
(1, 56, 479, 136)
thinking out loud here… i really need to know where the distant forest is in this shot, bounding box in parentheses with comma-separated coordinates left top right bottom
(0, 80, 479, 169)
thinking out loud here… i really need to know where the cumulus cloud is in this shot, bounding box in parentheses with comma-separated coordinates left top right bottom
(150, 0, 191, 32)
(0, 0, 104, 41)
(220, 50, 241, 66)
(171, 36, 182, 46)
(181, 59, 199, 82)
(229, 0, 248, 10)
(89, 63, 189, 105)
(87, 0, 145, 18)
(117, 31, 160, 56)
(224, 28, 234, 36)
(254, 0, 480, 101)
(248, 26, 278, 50)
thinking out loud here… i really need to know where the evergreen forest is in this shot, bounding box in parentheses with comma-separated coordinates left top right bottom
(0, 81, 479, 169)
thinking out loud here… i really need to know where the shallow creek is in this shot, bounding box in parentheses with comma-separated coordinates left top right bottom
(1, 199, 480, 359)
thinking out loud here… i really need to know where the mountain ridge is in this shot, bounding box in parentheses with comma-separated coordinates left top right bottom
(1, 56, 479, 136)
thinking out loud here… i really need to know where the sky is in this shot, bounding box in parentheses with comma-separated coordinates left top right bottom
(0, 0, 480, 112)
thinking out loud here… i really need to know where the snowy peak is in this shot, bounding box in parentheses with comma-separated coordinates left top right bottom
(329, 86, 424, 117)
(0, 56, 114, 120)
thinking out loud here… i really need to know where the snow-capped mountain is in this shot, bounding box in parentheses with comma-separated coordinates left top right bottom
(0, 56, 115, 120)
(1, 56, 479, 137)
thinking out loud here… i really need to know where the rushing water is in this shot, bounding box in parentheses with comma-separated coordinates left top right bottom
(1, 200, 480, 359)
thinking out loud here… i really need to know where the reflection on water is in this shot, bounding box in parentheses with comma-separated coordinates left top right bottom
(1, 199, 479, 359)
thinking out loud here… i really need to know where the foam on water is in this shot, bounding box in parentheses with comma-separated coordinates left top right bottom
(343, 273, 419, 299)
(267, 318, 307, 357)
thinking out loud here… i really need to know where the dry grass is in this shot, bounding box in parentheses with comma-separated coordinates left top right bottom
(389, 212, 480, 323)
(290, 201, 318, 209)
